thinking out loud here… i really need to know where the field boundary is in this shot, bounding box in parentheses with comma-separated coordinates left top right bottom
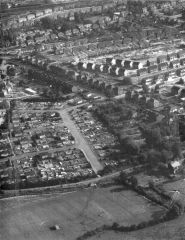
(0, 171, 120, 199)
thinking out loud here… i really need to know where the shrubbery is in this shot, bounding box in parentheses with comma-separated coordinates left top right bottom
(1, 172, 96, 190)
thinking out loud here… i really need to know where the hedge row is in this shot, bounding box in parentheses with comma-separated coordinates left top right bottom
(76, 176, 185, 240)
(76, 197, 182, 240)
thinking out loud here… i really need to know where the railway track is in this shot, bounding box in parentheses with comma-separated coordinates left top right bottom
(0, 0, 113, 15)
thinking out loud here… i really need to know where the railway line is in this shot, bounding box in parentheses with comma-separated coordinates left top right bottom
(0, 0, 115, 16)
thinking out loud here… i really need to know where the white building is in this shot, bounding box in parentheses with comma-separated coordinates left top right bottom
(36, 11, 44, 17)
(25, 88, 36, 95)
(27, 14, 35, 21)
(44, 8, 52, 14)
(18, 17, 27, 23)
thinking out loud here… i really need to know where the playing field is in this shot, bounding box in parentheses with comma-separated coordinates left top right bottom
(0, 186, 164, 240)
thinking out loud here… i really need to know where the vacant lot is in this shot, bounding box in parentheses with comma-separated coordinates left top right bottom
(0, 186, 164, 240)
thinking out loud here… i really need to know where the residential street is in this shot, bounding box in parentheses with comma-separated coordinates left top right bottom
(59, 108, 103, 173)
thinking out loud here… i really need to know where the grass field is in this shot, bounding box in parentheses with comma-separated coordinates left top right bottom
(163, 179, 185, 205)
(88, 212, 185, 240)
(0, 186, 164, 240)
(87, 181, 185, 240)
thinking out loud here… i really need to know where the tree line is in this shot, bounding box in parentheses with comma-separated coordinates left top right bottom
(0, 29, 17, 48)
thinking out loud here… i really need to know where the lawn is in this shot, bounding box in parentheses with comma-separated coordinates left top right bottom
(0, 186, 164, 240)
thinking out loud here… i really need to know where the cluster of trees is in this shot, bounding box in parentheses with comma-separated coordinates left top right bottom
(0, 29, 17, 48)
(140, 126, 162, 148)
(119, 137, 140, 155)
(94, 101, 133, 131)
(0, 111, 9, 131)
(179, 115, 185, 142)
(139, 124, 182, 165)
(127, 1, 144, 16)
(74, 12, 85, 24)
(39, 16, 74, 32)
(97, 165, 113, 176)
(0, 82, 5, 93)
(94, 101, 146, 165)
(7, 66, 16, 77)
(37, 12, 90, 32)
(0, 2, 10, 11)
(94, 100, 182, 171)
(27, 69, 72, 99)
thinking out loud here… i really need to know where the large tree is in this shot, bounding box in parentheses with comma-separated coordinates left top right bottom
(140, 126, 162, 148)
(120, 137, 140, 155)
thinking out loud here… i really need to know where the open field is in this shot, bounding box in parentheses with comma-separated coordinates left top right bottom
(0, 186, 164, 240)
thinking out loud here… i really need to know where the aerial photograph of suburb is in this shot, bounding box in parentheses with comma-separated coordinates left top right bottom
(2, 0, 185, 239)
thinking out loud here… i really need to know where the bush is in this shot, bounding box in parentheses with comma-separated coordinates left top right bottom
(129, 176, 138, 187)
(112, 222, 120, 230)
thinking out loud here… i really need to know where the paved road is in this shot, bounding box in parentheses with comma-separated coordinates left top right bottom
(59, 108, 103, 173)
